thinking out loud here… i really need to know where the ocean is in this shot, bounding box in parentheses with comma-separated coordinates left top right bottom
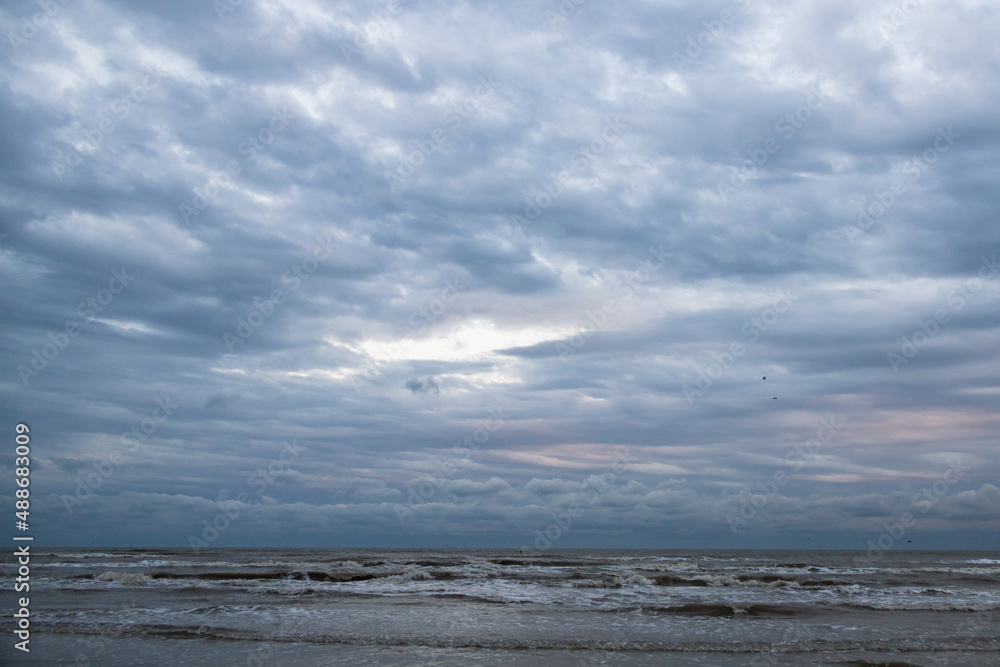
(6, 548, 999, 665)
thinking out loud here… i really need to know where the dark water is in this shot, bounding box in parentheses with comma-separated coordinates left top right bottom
(5, 548, 999, 665)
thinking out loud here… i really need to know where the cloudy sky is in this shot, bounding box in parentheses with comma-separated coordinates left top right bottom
(1, 0, 998, 550)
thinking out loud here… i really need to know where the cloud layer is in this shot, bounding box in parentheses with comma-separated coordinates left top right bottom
(1, 0, 998, 549)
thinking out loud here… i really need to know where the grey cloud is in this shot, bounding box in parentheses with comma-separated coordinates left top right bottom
(406, 376, 440, 394)
(1, 0, 998, 550)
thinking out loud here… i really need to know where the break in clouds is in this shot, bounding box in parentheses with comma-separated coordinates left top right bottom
(1, 0, 998, 549)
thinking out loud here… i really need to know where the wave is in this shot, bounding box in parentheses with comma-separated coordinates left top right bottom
(57, 566, 998, 596)
(494, 559, 588, 567)
(606, 573, 654, 586)
(76, 568, 449, 585)
(43, 552, 124, 559)
(646, 602, 804, 617)
(653, 574, 804, 588)
(40, 559, 185, 569)
(844, 600, 1000, 612)
(633, 561, 701, 573)
(40, 622, 1000, 654)
(94, 572, 152, 584)
(386, 569, 436, 582)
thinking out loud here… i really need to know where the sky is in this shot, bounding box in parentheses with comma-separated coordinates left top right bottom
(1, 0, 998, 550)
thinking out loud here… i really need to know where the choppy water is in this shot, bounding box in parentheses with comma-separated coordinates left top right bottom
(5, 549, 999, 665)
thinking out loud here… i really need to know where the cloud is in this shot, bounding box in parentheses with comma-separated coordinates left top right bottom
(1, 0, 999, 549)
(405, 376, 440, 394)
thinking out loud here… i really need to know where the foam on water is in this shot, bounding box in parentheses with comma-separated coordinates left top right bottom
(29, 548, 1000, 661)
(94, 572, 153, 584)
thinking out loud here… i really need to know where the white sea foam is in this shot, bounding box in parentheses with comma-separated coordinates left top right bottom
(95, 571, 152, 584)
(386, 569, 434, 582)
(612, 573, 653, 586)
(636, 561, 700, 572)
(686, 574, 802, 589)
